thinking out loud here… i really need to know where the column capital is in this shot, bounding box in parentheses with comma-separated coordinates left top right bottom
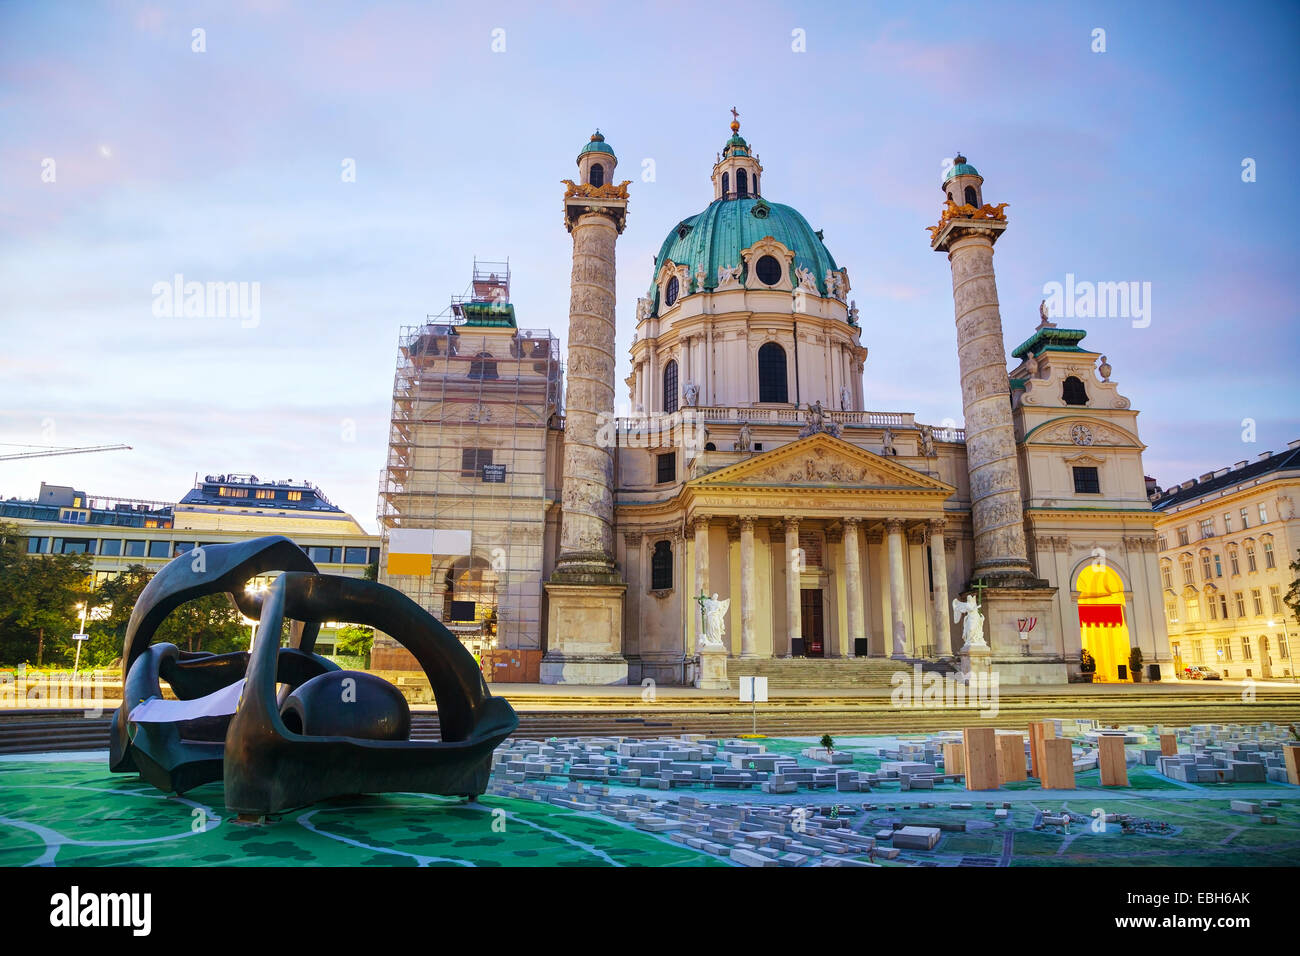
(908, 525, 928, 545)
(739, 515, 757, 533)
(825, 522, 844, 544)
(689, 513, 711, 535)
(928, 516, 948, 534)
(777, 515, 801, 535)
(623, 531, 643, 546)
(884, 517, 906, 535)
(727, 521, 742, 542)
(843, 516, 862, 529)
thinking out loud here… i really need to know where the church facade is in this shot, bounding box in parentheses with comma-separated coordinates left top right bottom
(374, 116, 1173, 687)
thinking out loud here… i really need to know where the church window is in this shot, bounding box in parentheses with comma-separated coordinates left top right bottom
(704, 442, 716, 451)
(469, 352, 498, 380)
(665, 276, 679, 307)
(722, 172, 729, 196)
(1072, 466, 1100, 494)
(753, 174, 759, 195)
(737, 169, 748, 198)
(946, 191, 953, 203)
(758, 342, 789, 403)
(964, 185, 978, 206)
(1062, 376, 1088, 405)
(651, 540, 673, 590)
(590, 163, 604, 187)
(754, 255, 783, 286)
(461, 448, 493, 478)
(663, 360, 678, 413)
(656, 451, 676, 484)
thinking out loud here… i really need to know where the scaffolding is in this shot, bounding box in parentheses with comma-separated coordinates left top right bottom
(376, 260, 562, 658)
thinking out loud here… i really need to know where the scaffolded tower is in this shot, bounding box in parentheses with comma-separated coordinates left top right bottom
(376, 260, 561, 660)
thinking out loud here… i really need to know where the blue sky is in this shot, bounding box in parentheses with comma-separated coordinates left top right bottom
(1, 0, 1297, 533)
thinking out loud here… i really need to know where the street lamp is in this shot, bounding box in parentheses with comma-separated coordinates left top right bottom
(71, 603, 89, 678)
(1266, 619, 1297, 683)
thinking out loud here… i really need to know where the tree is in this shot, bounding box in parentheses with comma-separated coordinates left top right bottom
(336, 624, 374, 665)
(1284, 550, 1300, 627)
(0, 522, 92, 666)
(83, 565, 155, 669)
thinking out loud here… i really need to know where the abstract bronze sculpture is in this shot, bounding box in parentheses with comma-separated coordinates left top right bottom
(110, 536, 518, 815)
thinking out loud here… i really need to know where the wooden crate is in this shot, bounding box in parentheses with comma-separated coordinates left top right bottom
(963, 727, 1000, 790)
(1098, 734, 1129, 787)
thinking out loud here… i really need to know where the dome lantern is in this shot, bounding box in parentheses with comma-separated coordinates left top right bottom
(711, 108, 763, 202)
(577, 130, 617, 188)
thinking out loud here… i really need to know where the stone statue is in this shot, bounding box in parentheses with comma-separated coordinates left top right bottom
(736, 422, 753, 452)
(920, 424, 935, 457)
(808, 399, 825, 429)
(636, 297, 652, 322)
(825, 269, 846, 300)
(881, 427, 896, 456)
(1098, 355, 1112, 382)
(798, 399, 841, 438)
(1037, 299, 1056, 329)
(1023, 350, 1039, 378)
(848, 300, 860, 325)
(952, 594, 988, 649)
(683, 381, 699, 407)
(795, 266, 818, 293)
(716, 264, 743, 289)
(695, 264, 707, 292)
(696, 592, 731, 650)
(840, 384, 851, 411)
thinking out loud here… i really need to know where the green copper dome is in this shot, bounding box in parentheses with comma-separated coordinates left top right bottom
(648, 197, 840, 308)
(578, 130, 615, 159)
(942, 160, 980, 185)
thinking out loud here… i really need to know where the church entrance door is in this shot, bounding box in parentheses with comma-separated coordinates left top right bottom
(801, 589, 824, 658)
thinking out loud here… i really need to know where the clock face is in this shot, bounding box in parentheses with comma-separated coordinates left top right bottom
(1071, 424, 1094, 446)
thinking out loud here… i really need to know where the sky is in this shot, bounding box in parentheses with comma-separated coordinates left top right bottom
(1, 0, 1297, 534)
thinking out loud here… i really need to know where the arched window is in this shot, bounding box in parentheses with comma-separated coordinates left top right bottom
(722, 172, 729, 196)
(737, 169, 748, 198)
(665, 275, 679, 307)
(1062, 375, 1088, 405)
(663, 359, 678, 413)
(468, 351, 498, 380)
(752, 174, 759, 195)
(963, 185, 978, 206)
(946, 191, 953, 203)
(590, 163, 604, 187)
(758, 342, 788, 403)
(651, 540, 673, 590)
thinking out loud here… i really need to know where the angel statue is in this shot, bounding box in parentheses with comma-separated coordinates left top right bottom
(696, 592, 731, 650)
(952, 593, 988, 649)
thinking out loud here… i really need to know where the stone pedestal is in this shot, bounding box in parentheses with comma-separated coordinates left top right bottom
(540, 583, 628, 685)
(961, 642, 993, 684)
(694, 647, 729, 690)
(977, 584, 1065, 684)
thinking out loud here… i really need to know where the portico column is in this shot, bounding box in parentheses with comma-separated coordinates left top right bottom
(886, 518, 908, 659)
(929, 518, 953, 658)
(843, 518, 864, 658)
(739, 516, 758, 658)
(782, 516, 802, 657)
(693, 514, 710, 601)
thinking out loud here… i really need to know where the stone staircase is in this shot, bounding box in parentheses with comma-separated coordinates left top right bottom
(724, 657, 943, 690)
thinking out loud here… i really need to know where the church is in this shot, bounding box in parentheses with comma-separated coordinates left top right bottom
(371, 114, 1173, 688)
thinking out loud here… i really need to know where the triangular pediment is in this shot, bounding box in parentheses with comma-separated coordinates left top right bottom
(690, 432, 954, 495)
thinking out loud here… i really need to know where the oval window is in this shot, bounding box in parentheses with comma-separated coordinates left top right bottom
(665, 276, 679, 307)
(755, 255, 782, 286)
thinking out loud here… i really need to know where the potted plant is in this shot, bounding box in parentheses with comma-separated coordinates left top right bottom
(1129, 647, 1144, 683)
(820, 733, 834, 758)
(1079, 649, 1096, 684)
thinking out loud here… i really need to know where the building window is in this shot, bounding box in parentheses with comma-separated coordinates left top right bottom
(1072, 466, 1100, 494)
(1234, 591, 1246, 617)
(664, 276, 679, 308)
(148, 540, 170, 559)
(1213, 553, 1222, 577)
(754, 254, 783, 286)
(1251, 588, 1263, 616)
(590, 163, 604, 188)
(26, 536, 48, 554)
(656, 451, 676, 484)
(722, 172, 729, 195)
(1280, 635, 1290, 659)
(1180, 555, 1194, 586)
(217, 486, 249, 498)
(124, 539, 146, 558)
(469, 352, 498, 380)
(1160, 562, 1173, 590)
(1259, 503, 1268, 524)
(1217, 638, 1232, 662)
(1200, 553, 1212, 580)
(1208, 593, 1219, 620)
(1240, 508, 1249, 530)
(1157, 533, 1167, 552)
(1228, 547, 1240, 575)
(650, 540, 673, 590)
(461, 447, 493, 477)
(1245, 544, 1257, 573)
(1223, 512, 1232, 533)
(663, 359, 679, 413)
(1218, 593, 1228, 619)
(757, 343, 789, 403)
(736, 168, 748, 198)
(1177, 527, 1189, 546)
(1062, 376, 1088, 406)
(964, 185, 978, 206)
(1165, 601, 1178, 625)
(1270, 585, 1283, 614)
(287, 491, 302, 501)
(344, 547, 368, 564)
(100, 539, 122, 557)
(1263, 540, 1275, 569)
(1241, 637, 1253, 661)
(255, 489, 274, 499)
(1184, 591, 1201, 624)
(1199, 517, 1215, 538)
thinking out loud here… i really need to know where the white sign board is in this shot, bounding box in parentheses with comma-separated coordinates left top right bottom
(388, 528, 472, 557)
(72, 633, 89, 641)
(739, 676, 768, 703)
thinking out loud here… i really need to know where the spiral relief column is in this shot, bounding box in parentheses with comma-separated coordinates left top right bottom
(542, 131, 630, 685)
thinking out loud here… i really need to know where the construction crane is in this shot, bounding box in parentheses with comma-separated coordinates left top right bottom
(0, 443, 132, 462)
